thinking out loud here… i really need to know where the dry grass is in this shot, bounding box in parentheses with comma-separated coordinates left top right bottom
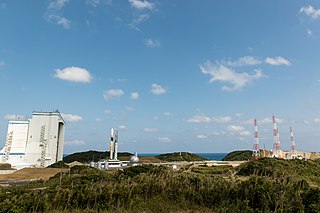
(0, 168, 69, 181)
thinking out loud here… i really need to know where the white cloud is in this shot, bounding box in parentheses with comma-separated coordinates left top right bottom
(96, 118, 102, 122)
(227, 125, 246, 132)
(54, 66, 92, 83)
(125, 106, 135, 111)
(86, 0, 100, 7)
(118, 125, 128, 130)
(46, 14, 71, 29)
(163, 112, 172, 116)
(304, 120, 310, 125)
(212, 116, 232, 123)
(187, 115, 211, 123)
(4, 114, 25, 120)
(158, 137, 171, 143)
(227, 56, 262, 67)
(144, 128, 158, 132)
(260, 117, 283, 124)
(307, 28, 313, 37)
(265, 57, 291, 66)
(200, 62, 264, 91)
(144, 38, 160, 47)
(103, 89, 124, 100)
(314, 118, 320, 123)
(153, 116, 159, 120)
(104, 108, 112, 114)
(49, 0, 70, 9)
(151, 83, 166, 95)
(61, 113, 83, 122)
(65, 140, 85, 145)
(131, 92, 139, 100)
(240, 131, 251, 136)
(300, 5, 320, 19)
(197, 134, 208, 139)
(129, 0, 154, 10)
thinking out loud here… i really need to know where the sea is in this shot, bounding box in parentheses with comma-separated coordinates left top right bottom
(139, 153, 227, 161)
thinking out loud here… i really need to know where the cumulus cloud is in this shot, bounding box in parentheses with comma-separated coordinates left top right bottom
(300, 5, 320, 19)
(227, 125, 250, 136)
(45, 0, 71, 29)
(4, 114, 25, 120)
(64, 140, 85, 145)
(125, 106, 135, 111)
(131, 92, 139, 100)
(227, 56, 262, 67)
(49, 0, 70, 9)
(144, 38, 160, 47)
(200, 62, 264, 91)
(151, 83, 166, 95)
(118, 125, 128, 130)
(212, 116, 232, 123)
(197, 134, 208, 139)
(104, 108, 112, 114)
(163, 112, 172, 116)
(307, 28, 313, 37)
(103, 89, 124, 100)
(158, 137, 171, 143)
(144, 128, 158, 132)
(260, 117, 283, 124)
(46, 14, 71, 29)
(129, 0, 154, 10)
(187, 115, 211, 123)
(265, 57, 291, 66)
(314, 118, 320, 123)
(86, 0, 100, 7)
(61, 113, 83, 122)
(54, 66, 92, 83)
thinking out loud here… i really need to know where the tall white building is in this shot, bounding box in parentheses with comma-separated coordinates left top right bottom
(0, 111, 65, 169)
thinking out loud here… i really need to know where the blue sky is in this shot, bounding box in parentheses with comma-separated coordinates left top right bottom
(1, 0, 320, 154)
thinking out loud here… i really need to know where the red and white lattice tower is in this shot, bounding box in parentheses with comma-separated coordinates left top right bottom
(290, 126, 298, 158)
(252, 118, 260, 159)
(272, 115, 282, 158)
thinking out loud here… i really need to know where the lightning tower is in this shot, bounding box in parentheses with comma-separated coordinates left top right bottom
(252, 118, 260, 159)
(290, 126, 298, 159)
(272, 115, 282, 158)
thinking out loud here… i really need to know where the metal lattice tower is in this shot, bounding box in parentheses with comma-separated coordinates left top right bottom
(252, 119, 260, 158)
(290, 126, 297, 156)
(272, 115, 282, 158)
(1, 131, 13, 163)
(39, 125, 47, 167)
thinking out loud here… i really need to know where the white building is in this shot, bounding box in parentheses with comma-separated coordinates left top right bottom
(0, 111, 65, 169)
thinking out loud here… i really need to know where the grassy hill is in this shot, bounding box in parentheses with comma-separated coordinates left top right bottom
(222, 150, 252, 161)
(63, 150, 132, 163)
(155, 152, 207, 162)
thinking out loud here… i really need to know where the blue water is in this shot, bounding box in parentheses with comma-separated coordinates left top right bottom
(139, 153, 227, 161)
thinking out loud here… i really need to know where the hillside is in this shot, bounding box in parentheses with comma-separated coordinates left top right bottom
(63, 150, 132, 163)
(222, 150, 252, 161)
(155, 152, 207, 162)
(1, 159, 320, 212)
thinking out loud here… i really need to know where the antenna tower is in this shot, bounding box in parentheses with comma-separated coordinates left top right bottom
(272, 115, 282, 158)
(252, 118, 260, 159)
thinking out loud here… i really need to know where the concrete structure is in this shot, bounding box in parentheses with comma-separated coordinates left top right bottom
(0, 111, 65, 169)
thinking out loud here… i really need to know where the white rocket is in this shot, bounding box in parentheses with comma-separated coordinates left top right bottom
(109, 128, 118, 160)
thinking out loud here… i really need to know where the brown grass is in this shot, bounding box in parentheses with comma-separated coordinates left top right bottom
(0, 168, 69, 181)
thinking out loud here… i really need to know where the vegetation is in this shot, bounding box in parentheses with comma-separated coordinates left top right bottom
(1, 158, 320, 212)
(47, 161, 70, 168)
(63, 150, 132, 163)
(0, 163, 12, 170)
(222, 150, 252, 161)
(155, 152, 207, 162)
